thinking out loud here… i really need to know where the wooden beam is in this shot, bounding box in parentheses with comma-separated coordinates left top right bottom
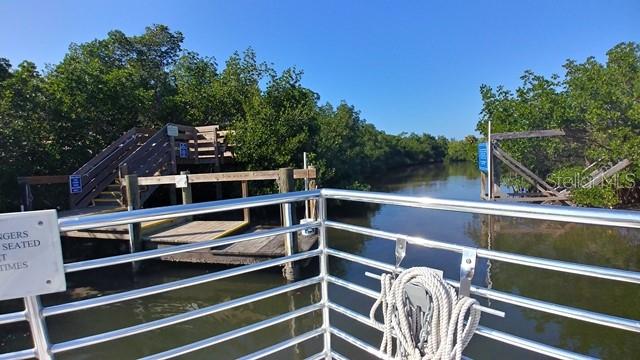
(491, 129, 565, 141)
(583, 159, 631, 188)
(137, 168, 316, 186)
(493, 146, 556, 192)
(499, 196, 569, 203)
(17, 175, 69, 185)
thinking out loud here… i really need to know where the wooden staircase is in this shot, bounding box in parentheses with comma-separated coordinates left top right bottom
(91, 180, 124, 207)
(68, 123, 233, 210)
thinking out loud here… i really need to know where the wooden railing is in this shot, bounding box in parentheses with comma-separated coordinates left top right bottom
(17, 123, 234, 211)
(69, 128, 153, 209)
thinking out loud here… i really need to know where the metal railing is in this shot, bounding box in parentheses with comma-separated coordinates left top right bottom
(1, 188, 639, 359)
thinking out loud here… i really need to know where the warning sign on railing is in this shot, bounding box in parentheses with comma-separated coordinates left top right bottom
(179, 142, 189, 158)
(69, 175, 82, 194)
(0, 210, 66, 300)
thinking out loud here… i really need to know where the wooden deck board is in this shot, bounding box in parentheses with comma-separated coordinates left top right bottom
(145, 220, 248, 244)
(157, 228, 319, 265)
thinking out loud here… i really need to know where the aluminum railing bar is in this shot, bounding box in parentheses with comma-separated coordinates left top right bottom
(320, 188, 640, 229)
(47, 250, 321, 317)
(329, 327, 389, 359)
(474, 325, 595, 360)
(236, 328, 324, 360)
(64, 222, 318, 273)
(325, 221, 640, 284)
(0, 310, 25, 325)
(326, 249, 640, 333)
(59, 190, 320, 231)
(329, 299, 594, 360)
(304, 352, 328, 360)
(0, 348, 36, 360)
(51, 276, 321, 353)
(141, 303, 323, 360)
(330, 350, 349, 360)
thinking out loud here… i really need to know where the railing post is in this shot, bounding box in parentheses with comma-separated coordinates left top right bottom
(180, 171, 193, 222)
(24, 295, 53, 360)
(20, 182, 33, 212)
(278, 168, 299, 281)
(241, 180, 250, 222)
(318, 195, 331, 357)
(124, 174, 142, 272)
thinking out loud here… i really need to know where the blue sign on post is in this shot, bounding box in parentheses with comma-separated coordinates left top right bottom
(478, 143, 488, 173)
(69, 175, 83, 194)
(179, 142, 189, 158)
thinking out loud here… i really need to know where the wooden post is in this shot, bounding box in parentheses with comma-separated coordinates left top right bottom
(169, 134, 177, 174)
(124, 174, 142, 272)
(20, 183, 33, 211)
(277, 168, 299, 281)
(241, 180, 250, 222)
(213, 127, 222, 199)
(179, 171, 193, 223)
(180, 171, 192, 205)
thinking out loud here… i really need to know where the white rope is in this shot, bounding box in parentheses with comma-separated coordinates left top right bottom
(369, 267, 481, 360)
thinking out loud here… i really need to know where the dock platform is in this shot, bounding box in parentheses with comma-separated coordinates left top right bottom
(154, 227, 318, 265)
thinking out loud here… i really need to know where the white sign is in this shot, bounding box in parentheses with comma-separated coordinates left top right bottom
(175, 174, 188, 188)
(0, 210, 66, 300)
(167, 125, 179, 137)
(69, 175, 83, 194)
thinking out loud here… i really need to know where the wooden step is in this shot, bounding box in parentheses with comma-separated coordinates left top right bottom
(99, 191, 122, 199)
(93, 198, 121, 205)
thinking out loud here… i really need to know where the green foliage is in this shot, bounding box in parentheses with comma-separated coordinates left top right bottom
(446, 135, 478, 162)
(477, 42, 640, 207)
(0, 25, 448, 211)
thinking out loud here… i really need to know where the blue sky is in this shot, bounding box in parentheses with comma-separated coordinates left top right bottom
(1, 1, 638, 138)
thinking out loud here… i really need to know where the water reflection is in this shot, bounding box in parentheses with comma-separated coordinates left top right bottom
(1, 162, 638, 359)
(329, 162, 640, 359)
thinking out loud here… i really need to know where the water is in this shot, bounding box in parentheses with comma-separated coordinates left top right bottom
(2, 162, 639, 359)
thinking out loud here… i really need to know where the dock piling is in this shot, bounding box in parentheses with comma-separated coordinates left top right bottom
(124, 174, 142, 271)
(278, 168, 299, 281)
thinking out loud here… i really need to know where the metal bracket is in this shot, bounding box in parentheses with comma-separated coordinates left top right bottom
(394, 236, 407, 274)
(459, 248, 477, 299)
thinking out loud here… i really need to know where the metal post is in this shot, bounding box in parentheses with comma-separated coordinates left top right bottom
(24, 295, 53, 360)
(487, 121, 493, 200)
(318, 196, 331, 357)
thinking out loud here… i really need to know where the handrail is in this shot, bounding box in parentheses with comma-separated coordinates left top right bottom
(2, 189, 640, 360)
(321, 188, 640, 228)
(69, 128, 151, 208)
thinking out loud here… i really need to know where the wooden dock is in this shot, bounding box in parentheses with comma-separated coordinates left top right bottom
(152, 227, 318, 265)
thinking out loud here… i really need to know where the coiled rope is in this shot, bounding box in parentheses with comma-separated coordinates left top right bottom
(369, 267, 481, 360)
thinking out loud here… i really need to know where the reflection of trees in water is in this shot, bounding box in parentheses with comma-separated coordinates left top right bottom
(467, 214, 640, 358)
(371, 162, 478, 192)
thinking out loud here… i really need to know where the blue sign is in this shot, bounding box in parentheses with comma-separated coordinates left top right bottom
(478, 143, 488, 172)
(178, 142, 189, 158)
(69, 175, 83, 194)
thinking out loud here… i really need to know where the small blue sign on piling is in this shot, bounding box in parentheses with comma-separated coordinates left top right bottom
(69, 175, 83, 194)
(478, 143, 488, 173)
(178, 142, 189, 158)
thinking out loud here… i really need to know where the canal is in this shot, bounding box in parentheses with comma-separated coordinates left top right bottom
(1, 162, 639, 359)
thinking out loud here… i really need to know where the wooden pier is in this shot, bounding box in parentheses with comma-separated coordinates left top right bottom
(58, 168, 317, 272)
(16, 123, 318, 278)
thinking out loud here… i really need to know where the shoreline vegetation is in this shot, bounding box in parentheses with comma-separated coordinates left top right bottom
(1, 25, 637, 210)
(476, 42, 640, 208)
(0, 25, 451, 212)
